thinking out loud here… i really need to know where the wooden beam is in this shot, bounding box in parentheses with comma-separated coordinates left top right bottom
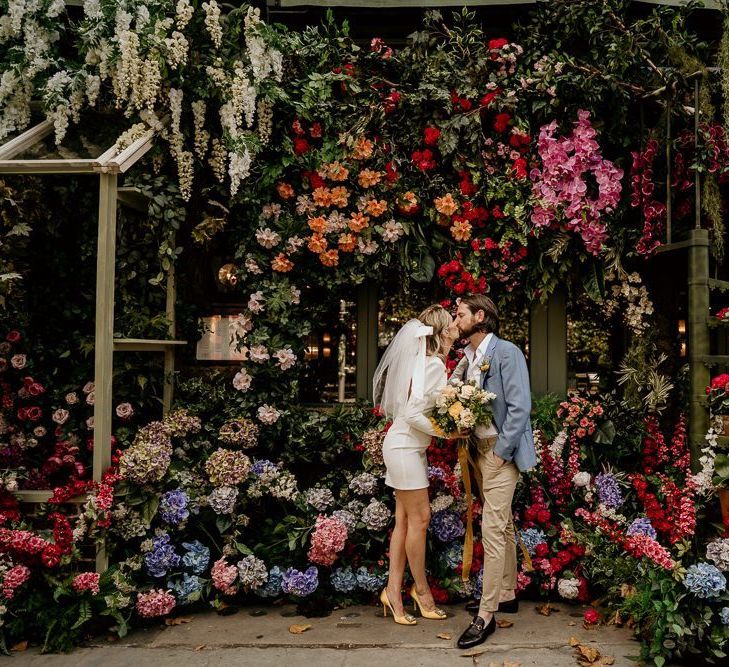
(529, 288, 567, 396)
(93, 172, 118, 573)
(0, 120, 53, 160)
(356, 282, 379, 401)
(113, 338, 186, 352)
(0, 159, 102, 174)
(106, 129, 156, 173)
(163, 258, 178, 415)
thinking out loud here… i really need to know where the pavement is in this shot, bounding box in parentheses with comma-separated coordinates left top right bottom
(6, 601, 642, 666)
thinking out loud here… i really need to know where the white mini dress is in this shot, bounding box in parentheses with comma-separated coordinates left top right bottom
(382, 356, 447, 490)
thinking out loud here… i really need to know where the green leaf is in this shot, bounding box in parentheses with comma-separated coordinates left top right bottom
(141, 496, 160, 525)
(71, 600, 92, 630)
(593, 419, 616, 445)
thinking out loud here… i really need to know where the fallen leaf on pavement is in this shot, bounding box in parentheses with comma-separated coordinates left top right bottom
(289, 623, 312, 634)
(536, 603, 557, 616)
(437, 632, 452, 640)
(570, 638, 615, 667)
(496, 619, 513, 628)
(569, 636, 580, 647)
(568, 621, 577, 626)
(165, 616, 193, 626)
(577, 645, 600, 663)
(194, 644, 206, 651)
(504, 662, 521, 667)
(10, 641, 28, 652)
(460, 647, 486, 657)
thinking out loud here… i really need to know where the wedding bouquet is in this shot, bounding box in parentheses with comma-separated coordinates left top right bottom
(430, 379, 496, 437)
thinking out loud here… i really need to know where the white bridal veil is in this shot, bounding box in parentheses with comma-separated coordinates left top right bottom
(372, 318, 433, 421)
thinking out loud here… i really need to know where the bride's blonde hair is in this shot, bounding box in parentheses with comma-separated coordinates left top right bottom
(418, 304, 452, 361)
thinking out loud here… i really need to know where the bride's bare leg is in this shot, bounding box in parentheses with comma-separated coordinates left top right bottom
(385, 492, 408, 615)
(400, 488, 438, 611)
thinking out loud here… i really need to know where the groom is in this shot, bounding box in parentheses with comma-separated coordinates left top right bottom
(451, 294, 536, 649)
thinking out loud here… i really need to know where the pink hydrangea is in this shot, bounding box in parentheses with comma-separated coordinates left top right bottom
(211, 557, 238, 594)
(307, 515, 348, 566)
(72, 572, 100, 595)
(530, 110, 623, 255)
(136, 589, 176, 618)
(2, 564, 31, 599)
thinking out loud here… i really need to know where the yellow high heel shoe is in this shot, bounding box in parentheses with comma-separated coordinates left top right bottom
(410, 585, 447, 620)
(380, 589, 417, 625)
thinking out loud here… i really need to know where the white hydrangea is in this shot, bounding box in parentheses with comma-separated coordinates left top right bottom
(557, 577, 579, 600)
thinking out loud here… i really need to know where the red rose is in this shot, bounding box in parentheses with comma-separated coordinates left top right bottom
(537, 509, 551, 524)
(28, 382, 44, 397)
(293, 138, 310, 155)
(423, 126, 441, 146)
(480, 91, 499, 108)
(493, 113, 512, 133)
(535, 542, 549, 557)
(16, 407, 27, 421)
(309, 122, 322, 139)
(459, 98, 472, 112)
(6, 331, 21, 343)
(383, 91, 401, 114)
(384, 161, 399, 183)
(583, 609, 600, 625)
(26, 406, 42, 421)
(488, 38, 508, 51)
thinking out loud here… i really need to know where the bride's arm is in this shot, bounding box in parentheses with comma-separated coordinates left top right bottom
(401, 360, 446, 437)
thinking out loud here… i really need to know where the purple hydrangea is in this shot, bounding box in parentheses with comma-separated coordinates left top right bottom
(428, 466, 447, 482)
(144, 533, 181, 578)
(251, 459, 277, 476)
(430, 510, 465, 543)
(281, 566, 319, 597)
(595, 472, 623, 509)
(160, 489, 189, 525)
(626, 517, 657, 540)
(519, 528, 547, 556)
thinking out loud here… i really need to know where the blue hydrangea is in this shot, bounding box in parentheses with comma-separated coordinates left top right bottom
(281, 566, 319, 597)
(144, 533, 181, 578)
(430, 510, 465, 543)
(181, 540, 210, 575)
(257, 565, 284, 598)
(355, 566, 387, 593)
(475, 566, 484, 595)
(626, 517, 657, 540)
(168, 573, 203, 602)
(720, 607, 729, 625)
(160, 488, 189, 525)
(331, 566, 358, 593)
(251, 459, 277, 476)
(440, 541, 463, 570)
(595, 473, 623, 509)
(428, 466, 447, 482)
(684, 562, 727, 599)
(519, 528, 547, 556)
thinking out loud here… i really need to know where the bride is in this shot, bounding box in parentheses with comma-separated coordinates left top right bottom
(373, 304, 466, 625)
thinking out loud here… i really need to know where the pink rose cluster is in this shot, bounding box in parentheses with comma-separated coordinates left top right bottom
(307, 514, 348, 566)
(211, 557, 238, 595)
(2, 564, 30, 599)
(135, 589, 176, 618)
(72, 572, 100, 595)
(530, 110, 623, 255)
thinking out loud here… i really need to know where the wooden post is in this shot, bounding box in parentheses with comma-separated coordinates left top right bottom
(529, 288, 567, 396)
(93, 172, 117, 573)
(356, 282, 379, 401)
(162, 258, 177, 415)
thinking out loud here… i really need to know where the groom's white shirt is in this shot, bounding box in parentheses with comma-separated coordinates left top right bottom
(462, 333, 498, 439)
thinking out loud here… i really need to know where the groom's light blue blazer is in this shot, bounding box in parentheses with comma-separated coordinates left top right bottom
(453, 335, 537, 472)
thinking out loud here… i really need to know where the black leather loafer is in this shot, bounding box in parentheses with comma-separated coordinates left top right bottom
(465, 598, 519, 614)
(456, 615, 496, 649)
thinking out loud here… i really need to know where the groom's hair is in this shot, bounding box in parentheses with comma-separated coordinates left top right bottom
(460, 294, 499, 334)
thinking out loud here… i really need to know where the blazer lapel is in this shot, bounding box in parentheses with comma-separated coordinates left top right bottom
(480, 335, 499, 389)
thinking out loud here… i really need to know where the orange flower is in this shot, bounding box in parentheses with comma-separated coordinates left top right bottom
(319, 249, 340, 267)
(365, 199, 388, 217)
(351, 136, 374, 160)
(451, 219, 472, 241)
(321, 161, 349, 182)
(348, 211, 370, 233)
(271, 253, 294, 272)
(308, 216, 327, 233)
(358, 169, 382, 188)
(397, 191, 419, 215)
(435, 193, 459, 216)
(329, 186, 350, 208)
(312, 187, 333, 207)
(276, 182, 295, 200)
(308, 233, 328, 254)
(338, 233, 357, 252)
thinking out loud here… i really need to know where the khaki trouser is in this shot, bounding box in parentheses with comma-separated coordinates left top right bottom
(475, 437, 519, 614)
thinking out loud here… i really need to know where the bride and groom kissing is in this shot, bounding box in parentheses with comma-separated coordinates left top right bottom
(373, 294, 536, 649)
